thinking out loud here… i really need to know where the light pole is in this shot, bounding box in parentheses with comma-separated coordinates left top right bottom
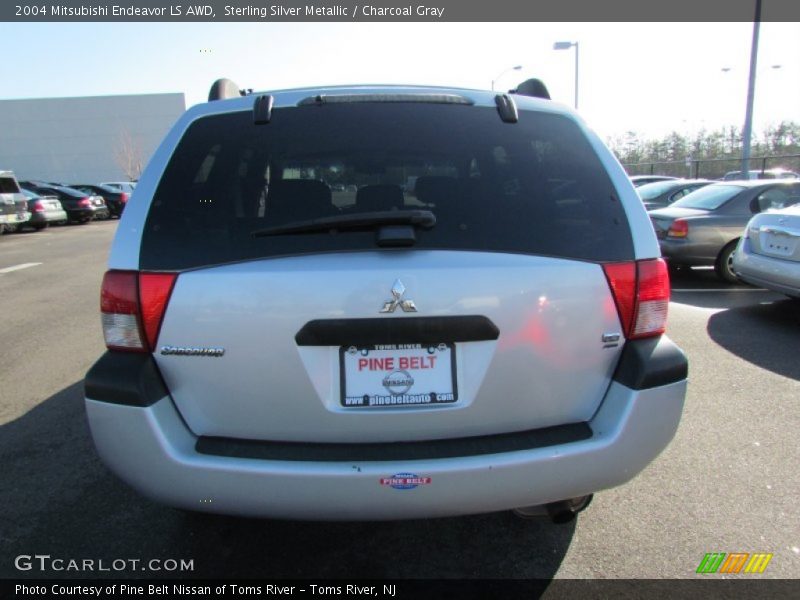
(491, 65, 522, 91)
(553, 41, 579, 109)
(740, 0, 762, 179)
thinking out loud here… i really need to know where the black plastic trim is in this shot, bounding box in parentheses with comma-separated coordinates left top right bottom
(196, 422, 592, 462)
(494, 94, 519, 123)
(612, 336, 688, 390)
(84, 351, 168, 407)
(295, 316, 500, 346)
(253, 94, 274, 124)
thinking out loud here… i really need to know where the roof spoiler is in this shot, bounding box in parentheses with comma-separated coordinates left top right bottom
(509, 78, 551, 100)
(208, 78, 253, 101)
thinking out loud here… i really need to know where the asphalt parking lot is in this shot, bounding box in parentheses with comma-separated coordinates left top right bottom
(1, 221, 798, 580)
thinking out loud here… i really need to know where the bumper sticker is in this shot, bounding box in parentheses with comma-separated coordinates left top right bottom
(380, 472, 432, 490)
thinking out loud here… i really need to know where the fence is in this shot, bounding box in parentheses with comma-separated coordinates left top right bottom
(622, 154, 800, 180)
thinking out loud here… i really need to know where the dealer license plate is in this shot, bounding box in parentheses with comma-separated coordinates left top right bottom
(760, 232, 797, 257)
(340, 343, 457, 408)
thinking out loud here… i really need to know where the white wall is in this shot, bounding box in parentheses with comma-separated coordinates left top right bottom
(0, 93, 185, 183)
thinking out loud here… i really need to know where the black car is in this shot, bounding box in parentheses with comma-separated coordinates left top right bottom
(69, 183, 129, 217)
(637, 179, 713, 211)
(19, 181, 109, 223)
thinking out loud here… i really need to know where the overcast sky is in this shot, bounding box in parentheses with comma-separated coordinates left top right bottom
(2, 21, 798, 140)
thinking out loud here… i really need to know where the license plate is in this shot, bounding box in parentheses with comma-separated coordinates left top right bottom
(340, 343, 457, 408)
(760, 232, 797, 257)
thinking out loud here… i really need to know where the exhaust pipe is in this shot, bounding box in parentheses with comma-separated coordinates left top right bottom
(545, 494, 593, 524)
(513, 494, 594, 522)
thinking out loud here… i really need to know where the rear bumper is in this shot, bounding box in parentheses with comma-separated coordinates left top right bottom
(66, 207, 97, 220)
(0, 211, 31, 225)
(85, 338, 687, 520)
(29, 210, 68, 224)
(733, 241, 800, 297)
(658, 238, 718, 265)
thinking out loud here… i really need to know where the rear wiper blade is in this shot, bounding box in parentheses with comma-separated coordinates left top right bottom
(252, 209, 436, 237)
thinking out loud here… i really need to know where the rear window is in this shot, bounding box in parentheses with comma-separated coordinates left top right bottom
(637, 181, 680, 201)
(140, 103, 633, 270)
(672, 185, 742, 211)
(0, 176, 21, 194)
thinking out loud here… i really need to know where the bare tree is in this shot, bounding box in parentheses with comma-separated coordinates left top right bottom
(114, 127, 144, 181)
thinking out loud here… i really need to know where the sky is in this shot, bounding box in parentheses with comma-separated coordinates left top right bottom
(1, 21, 798, 141)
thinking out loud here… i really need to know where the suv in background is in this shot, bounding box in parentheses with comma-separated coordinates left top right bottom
(85, 80, 687, 522)
(0, 170, 32, 233)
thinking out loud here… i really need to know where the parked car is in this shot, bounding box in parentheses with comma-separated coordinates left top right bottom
(629, 175, 679, 188)
(0, 170, 32, 233)
(19, 181, 109, 223)
(85, 80, 687, 522)
(100, 181, 137, 195)
(722, 168, 799, 181)
(637, 179, 713, 211)
(733, 203, 800, 299)
(649, 180, 800, 282)
(19, 188, 67, 230)
(70, 183, 129, 217)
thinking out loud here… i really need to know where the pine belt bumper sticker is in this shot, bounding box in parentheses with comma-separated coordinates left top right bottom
(380, 473, 432, 489)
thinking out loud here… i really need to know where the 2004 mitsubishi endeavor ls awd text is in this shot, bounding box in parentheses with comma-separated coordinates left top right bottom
(85, 80, 687, 522)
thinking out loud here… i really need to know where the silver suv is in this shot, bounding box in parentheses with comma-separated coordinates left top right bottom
(85, 80, 687, 522)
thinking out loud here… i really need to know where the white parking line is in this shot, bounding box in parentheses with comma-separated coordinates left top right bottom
(672, 288, 767, 293)
(0, 262, 43, 274)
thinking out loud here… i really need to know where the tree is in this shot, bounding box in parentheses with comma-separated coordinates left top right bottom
(114, 127, 144, 181)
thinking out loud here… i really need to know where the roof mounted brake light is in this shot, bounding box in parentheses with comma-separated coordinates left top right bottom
(296, 93, 473, 106)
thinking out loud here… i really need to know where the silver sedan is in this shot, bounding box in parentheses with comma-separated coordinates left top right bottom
(733, 203, 800, 299)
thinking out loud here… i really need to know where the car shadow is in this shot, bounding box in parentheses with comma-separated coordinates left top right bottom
(668, 267, 782, 310)
(706, 298, 800, 380)
(1, 381, 575, 580)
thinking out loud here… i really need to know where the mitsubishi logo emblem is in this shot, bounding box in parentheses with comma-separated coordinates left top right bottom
(380, 279, 417, 313)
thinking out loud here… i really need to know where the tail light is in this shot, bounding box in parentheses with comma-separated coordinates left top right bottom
(667, 219, 688, 238)
(101, 270, 178, 352)
(120, 192, 129, 203)
(603, 259, 670, 340)
(32, 200, 46, 213)
(78, 197, 91, 207)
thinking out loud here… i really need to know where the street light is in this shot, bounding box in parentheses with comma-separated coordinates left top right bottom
(491, 65, 522, 91)
(553, 41, 579, 109)
(741, 0, 762, 179)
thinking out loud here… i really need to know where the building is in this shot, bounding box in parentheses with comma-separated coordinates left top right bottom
(0, 93, 185, 183)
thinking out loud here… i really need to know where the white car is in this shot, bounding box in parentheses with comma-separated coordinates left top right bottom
(84, 79, 687, 522)
(733, 203, 800, 299)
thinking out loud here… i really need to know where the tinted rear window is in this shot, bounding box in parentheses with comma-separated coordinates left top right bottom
(140, 103, 632, 270)
(0, 177, 21, 194)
